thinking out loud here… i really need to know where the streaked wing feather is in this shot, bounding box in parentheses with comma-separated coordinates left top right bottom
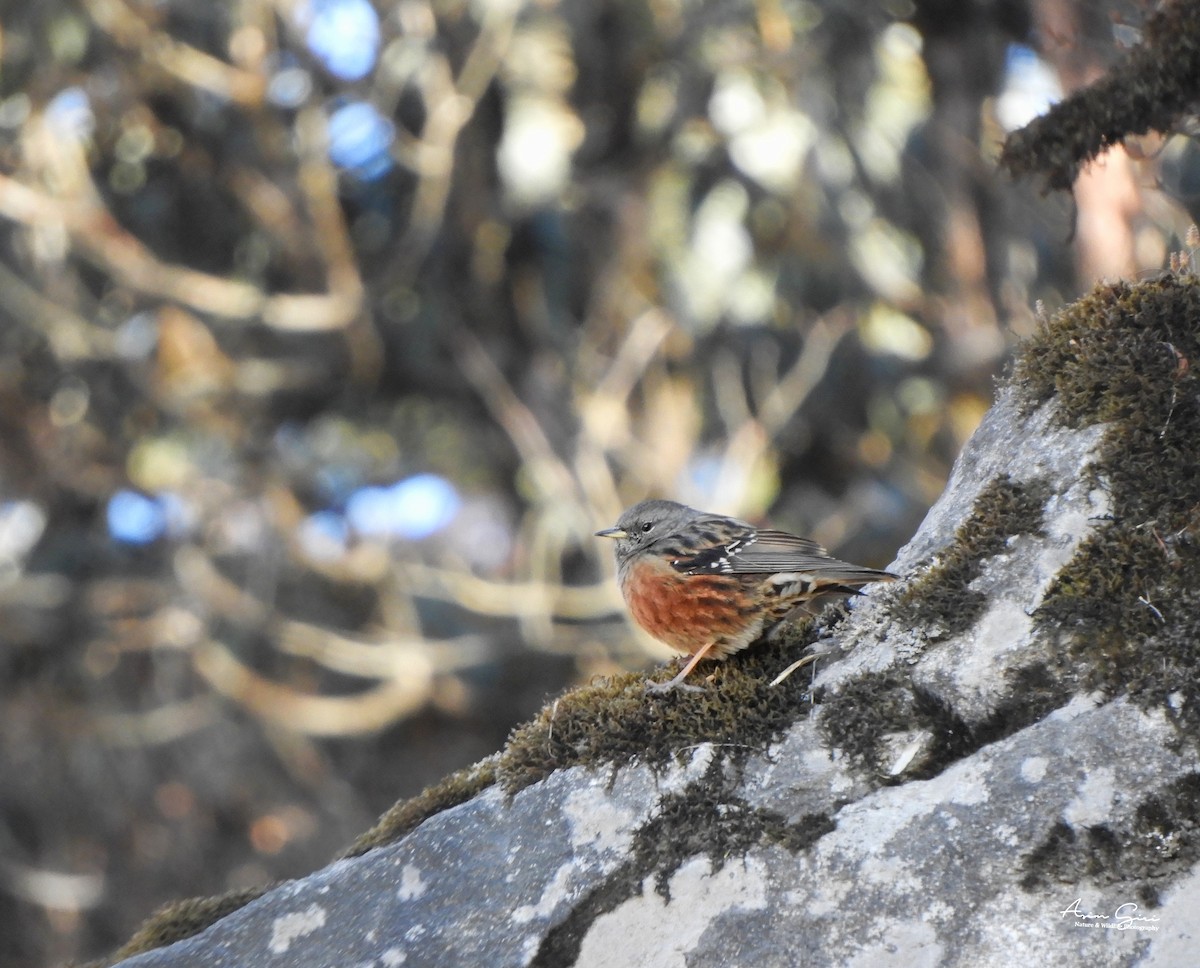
(726, 531, 892, 582)
(664, 514, 757, 573)
(719, 529, 828, 574)
(753, 530, 830, 556)
(731, 556, 891, 581)
(667, 521, 895, 584)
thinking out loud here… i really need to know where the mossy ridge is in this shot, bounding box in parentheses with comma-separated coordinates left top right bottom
(1000, 0, 1200, 191)
(890, 474, 1051, 640)
(497, 616, 822, 794)
(1019, 772, 1200, 906)
(80, 886, 269, 966)
(1015, 275, 1200, 734)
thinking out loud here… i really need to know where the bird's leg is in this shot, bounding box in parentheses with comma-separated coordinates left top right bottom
(645, 642, 715, 694)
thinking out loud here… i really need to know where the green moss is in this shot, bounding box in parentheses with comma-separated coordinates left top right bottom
(1015, 275, 1200, 732)
(496, 618, 822, 794)
(1000, 1, 1200, 191)
(890, 475, 1049, 640)
(1015, 279, 1200, 429)
(102, 886, 268, 964)
(629, 756, 833, 898)
(816, 663, 1068, 779)
(816, 667, 921, 776)
(1019, 772, 1200, 904)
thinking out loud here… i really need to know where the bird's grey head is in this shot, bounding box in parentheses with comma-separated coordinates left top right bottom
(594, 499, 699, 562)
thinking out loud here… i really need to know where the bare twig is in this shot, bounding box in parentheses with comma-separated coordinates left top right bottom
(0, 259, 114, 361)
(82, 0, 267, 106)
(388, 1, 520, 281)
(193, 637, 435, 736)
(0, 116, 365, 330)
(396, 561, 621, 620)
(454, 327, 581, 504)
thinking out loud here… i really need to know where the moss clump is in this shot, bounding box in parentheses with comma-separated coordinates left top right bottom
(1015, 278, 1200, 429)
(815, 667, 925, 776)
(100, 886, 268, 964)
(629, 758, 833, 898)
(817, 662, 1067, 779)
(1000, 0, 1200, 191)
(1019, 772, 1200, 905)
(1014, 275, 1200, 733)
(890, 474, 1049, 640)
(496, 618, 822, 794)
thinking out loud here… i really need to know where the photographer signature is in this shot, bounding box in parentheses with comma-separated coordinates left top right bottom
(1060, 899, 1161, 931)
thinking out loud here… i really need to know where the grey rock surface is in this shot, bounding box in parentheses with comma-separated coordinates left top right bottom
(114, 322, 1200, 966)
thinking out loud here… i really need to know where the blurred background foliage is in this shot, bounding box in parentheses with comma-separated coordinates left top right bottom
(0, 0, 1194, 964)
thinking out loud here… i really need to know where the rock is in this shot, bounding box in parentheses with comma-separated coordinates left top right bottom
(109, 277, 1200, 967)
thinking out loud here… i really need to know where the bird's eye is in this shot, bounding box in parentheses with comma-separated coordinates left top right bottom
(640, 522, 654, 533)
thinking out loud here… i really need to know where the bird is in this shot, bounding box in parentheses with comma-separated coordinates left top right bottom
(595, 499, 896, 692)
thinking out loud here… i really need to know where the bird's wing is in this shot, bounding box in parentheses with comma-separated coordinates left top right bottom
(668, 521, 895, 583)
(724, 530, 894, 583)
(742, 529, 830, 561)
(670, 525, 831, 575)
(662, 514, 759, 573)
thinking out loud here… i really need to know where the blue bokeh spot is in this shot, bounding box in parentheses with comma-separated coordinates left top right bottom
(327, 101, 395, 181)
(107, 490, 168, 545)
(346, 473, 461, 539)
(46, 87, 94, 139)
(305, 0, 381, 82)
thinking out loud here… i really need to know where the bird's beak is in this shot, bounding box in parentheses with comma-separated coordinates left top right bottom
(594, 526, 628, 539)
